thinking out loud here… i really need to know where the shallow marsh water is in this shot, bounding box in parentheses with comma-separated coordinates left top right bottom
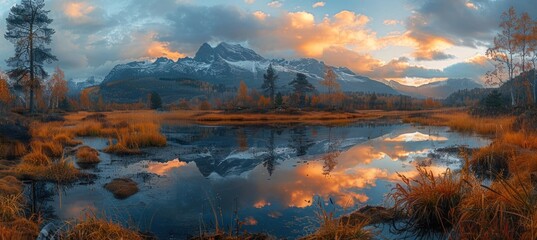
(36, 121, 489, 239)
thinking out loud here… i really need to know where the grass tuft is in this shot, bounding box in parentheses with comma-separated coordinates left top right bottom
(390, 167, 467, 233)
(76, 146, 100, 164)
(63, 212, 143, 240)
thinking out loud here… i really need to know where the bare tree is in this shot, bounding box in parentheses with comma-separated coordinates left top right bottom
(530, 20, 537, 104)
(486, 7, 519, 106)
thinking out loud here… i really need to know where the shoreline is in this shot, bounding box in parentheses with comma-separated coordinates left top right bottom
(65, 108, 464, 126)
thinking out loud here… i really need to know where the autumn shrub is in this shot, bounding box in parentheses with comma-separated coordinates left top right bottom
(390, 167, 467, 233)
(76, 146, 100, 164)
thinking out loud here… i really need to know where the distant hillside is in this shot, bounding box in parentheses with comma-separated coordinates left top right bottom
(444, 88, 495, 107)
(389, 78, 483, 99)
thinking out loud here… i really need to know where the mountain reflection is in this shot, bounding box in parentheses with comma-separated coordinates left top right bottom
(48, 124, 490, 239)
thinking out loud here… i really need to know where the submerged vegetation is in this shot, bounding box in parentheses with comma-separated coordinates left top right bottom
(104, 178, 139, 199)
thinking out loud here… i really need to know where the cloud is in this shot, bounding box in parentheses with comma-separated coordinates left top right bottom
(383, 19, 400, 26)
(251, 10, 376, 57)
(312, 2, 325, 8)
(267, 1, 282, 8)
(244, 0, 255, 4)
(252, 11, 268, 21)
(64, 2, 95, 18)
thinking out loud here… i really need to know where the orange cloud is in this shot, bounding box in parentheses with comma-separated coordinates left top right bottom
(120, 32, 186, 61)
(256, 10, 377, 58)
(147, 41, 186, 60)
(64, 2, 95, 18)
(466, 2, 478, 10)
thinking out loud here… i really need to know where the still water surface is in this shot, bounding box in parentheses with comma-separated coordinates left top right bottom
(38, 121, 489, 239)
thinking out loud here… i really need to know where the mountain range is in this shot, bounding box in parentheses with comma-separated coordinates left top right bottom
(96, 42, 482, 103)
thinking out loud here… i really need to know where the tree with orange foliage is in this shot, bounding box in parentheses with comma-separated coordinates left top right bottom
(80, 89, 91, 110)
(48, 67, 68, 110)
(320, 67, 341, 109)
(237, 81, 249, 108)
(0, 74, 12, 113)
(257, 95, 271, 109)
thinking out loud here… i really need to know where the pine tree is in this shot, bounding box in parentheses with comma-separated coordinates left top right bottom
(275, 92, 283, 108)
(289, 73, 315, 107)
(5, 0, 57, 113)
(150, 91, 162, 109)
(262, 64, 278, 106)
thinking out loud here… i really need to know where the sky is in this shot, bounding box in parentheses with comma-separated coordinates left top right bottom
(0, 0, 536, 86)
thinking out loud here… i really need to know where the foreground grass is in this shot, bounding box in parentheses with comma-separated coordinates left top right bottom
(390, 110, 537, 239)
(63, 213, 143, 240)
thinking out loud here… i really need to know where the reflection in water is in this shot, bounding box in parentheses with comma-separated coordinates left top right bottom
(263, 129, 276, 176)
(385, 132, 448, 142)
(44, 123, 490, 239)
(147, 159, 187, 176)
(322, 127, 340, 176)
(289, 127, 314, 157)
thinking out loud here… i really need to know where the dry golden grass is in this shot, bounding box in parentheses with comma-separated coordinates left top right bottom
(21, 150, 51, 166)
(0, 176, 24, 222)
(390, 167, 467, 233)
(456, 176, 536, 239)
(63, 213, 143, 240)
(0, 218, 40, 240)
(404, 112, 515, 136)
(500, 131, 537, 150)
(15, 158, 81, 183)
(104, 178, 139, 199)
(53, 133, 82, 147)
(301, 210, 371, 240)
(76, 146, 100, 164)
(104, 122, 166, 154)
(0, 141, 27, 159)
(30, 140, 63, 158)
